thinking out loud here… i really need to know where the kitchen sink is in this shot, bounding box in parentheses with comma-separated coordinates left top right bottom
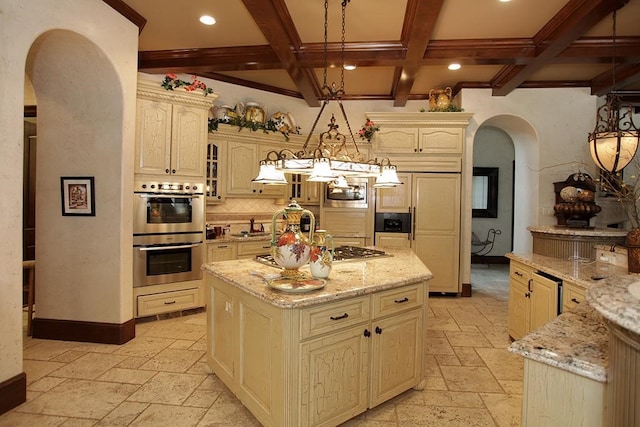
(230, 232, 271, 238)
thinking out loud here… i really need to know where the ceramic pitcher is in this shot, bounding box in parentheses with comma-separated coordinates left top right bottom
(270, 200, 315, 277)
(428, 87, 452, 110)
(309, 230, 334, 279)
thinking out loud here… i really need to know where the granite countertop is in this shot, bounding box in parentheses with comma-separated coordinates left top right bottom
(207, 233, 272, 243)
(509, 303, 609, 382)
(506, 252, 628, 290)
(202, 248, 433, 309)
(508, 251, 640, 381)
(527, 225, 628, 238)
(588, 275, 640, 336)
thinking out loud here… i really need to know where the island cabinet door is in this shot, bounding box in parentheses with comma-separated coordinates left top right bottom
(299, 326, 370, 427)
(508, 278, 529, 340)
(369, 309, 423, 407)
(206, 282, 235, 385)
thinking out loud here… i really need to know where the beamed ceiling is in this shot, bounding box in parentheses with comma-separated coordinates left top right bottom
(105, 0, 640, 107)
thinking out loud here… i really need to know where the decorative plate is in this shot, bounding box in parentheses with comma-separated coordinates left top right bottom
(267, 277, 326, 293)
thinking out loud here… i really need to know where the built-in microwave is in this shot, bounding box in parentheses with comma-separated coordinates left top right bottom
(323, 177, 369, 208)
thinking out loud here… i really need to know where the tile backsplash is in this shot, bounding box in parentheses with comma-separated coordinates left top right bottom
(206, 198, 319, 234)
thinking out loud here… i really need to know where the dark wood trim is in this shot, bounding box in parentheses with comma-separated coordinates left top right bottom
(102, 0, 146, 33)
(492, 0, 629, 96)
(0, 372, 26, 415)
(24, 105, 37, 118)
(241, 0, 320, 107)
(461, 283, 472, 298)
(32, 317, 135, 345)
(393, 0, 445, 106)
(471, 255, 510, 265)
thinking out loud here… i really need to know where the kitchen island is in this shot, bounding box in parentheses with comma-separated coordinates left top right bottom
(202, 248, 432, 427)
(507, 252, 640, 426)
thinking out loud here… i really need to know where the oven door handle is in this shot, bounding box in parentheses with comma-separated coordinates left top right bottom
(138, 194, 201, 199)
(138, 243, 201, 251)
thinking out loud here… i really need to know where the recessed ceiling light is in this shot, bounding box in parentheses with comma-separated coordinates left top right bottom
(448, 63, 461, 71)
(499, 0, 511, 2)
(343, 64, 356, 71)
(199, 15, 216, 26)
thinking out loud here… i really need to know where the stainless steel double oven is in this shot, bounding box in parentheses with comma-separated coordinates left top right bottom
(133, 181, 204, 287)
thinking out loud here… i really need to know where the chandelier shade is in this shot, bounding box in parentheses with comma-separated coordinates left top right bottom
(252, 0, 402, 188)
(587, 10, 640, 174)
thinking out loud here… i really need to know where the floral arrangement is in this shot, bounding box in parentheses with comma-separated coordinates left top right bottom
(420, 104, 464, 113)
(161, 74, 214, 97)
(358, 118, 379, 142)
(208, 116, 300, 141)
(595, 167, 640, 228)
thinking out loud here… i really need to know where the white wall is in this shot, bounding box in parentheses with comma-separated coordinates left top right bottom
(0, 0, 137, 385)
(473, 126, 515, 256)
(461, 88, 597, 253)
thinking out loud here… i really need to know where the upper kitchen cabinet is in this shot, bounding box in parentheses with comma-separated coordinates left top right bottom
(210, 124, 307, 199)
(376, 172, 412, 213)
(288, 173, 321, 205)
(135, 79, 215, 179)
(367, 112, 473, 173)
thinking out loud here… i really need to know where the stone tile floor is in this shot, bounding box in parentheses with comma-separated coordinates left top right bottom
(1, 264, 521, 426)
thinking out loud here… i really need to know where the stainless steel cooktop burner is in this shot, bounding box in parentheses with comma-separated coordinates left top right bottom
(254, 246, 389, 268)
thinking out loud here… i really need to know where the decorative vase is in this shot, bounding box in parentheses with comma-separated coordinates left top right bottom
(309, 230, 334, 279)
(626, 228, 640, 273)
(428, 87, 452, 110)
(270, 200, 315, 278)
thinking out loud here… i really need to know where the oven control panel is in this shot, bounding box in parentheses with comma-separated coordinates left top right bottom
(134, 181, 204, 194)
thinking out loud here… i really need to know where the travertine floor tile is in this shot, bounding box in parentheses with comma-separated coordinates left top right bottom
(453, 346, 485, 367)
(0, 411, 67, 427)
(23, 360, 67, 385)
(16, 379, 138, 419)
(23, 340, 79, 361)
(113, 336, 176, 358)
(480, 392, 522, 427)
(425, 337, 456, 355)
(27, 376, 66, 393)
(475, 347, 524, 381)
(50, 353, 128, 380)
(127, 372, 206, 405)
(129, 404, 206, 427)
(139, 348, 204, 373)
(440, 366, 504, 393)
(445, 330, 493, 347)
(397, 404, 497, 426)
(96, 402, 149, 427)
(97, 367, 157, 385)
(421, 390, 485, 408)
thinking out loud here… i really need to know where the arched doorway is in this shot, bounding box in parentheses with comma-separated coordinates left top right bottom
(25, 29, 135, 342)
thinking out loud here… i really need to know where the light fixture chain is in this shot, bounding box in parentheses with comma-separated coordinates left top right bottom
(612, 10, 617, 90)
(340, 0, 347, 93)
(323, 0, 329, 89)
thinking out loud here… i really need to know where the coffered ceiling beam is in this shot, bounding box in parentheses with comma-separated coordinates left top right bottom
(492, 0, 629, 96)
(392, 0, 445, 107)
(591, 64, 640, 96)
(241, 0, 320, 106)
(102, 0, 146, 32)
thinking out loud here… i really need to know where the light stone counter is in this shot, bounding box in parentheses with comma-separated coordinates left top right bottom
(203, 248, 432, 309)
(508, 302, 609, 382)
(506, 252, 622, 381)
(528, 225, 629, 238)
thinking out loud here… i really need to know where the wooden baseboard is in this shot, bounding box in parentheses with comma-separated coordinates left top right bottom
(461, 282, 472, 297)
(0, 372, 26, 415)
(32, 317, 135, 344)
(471, 255, 509, 265)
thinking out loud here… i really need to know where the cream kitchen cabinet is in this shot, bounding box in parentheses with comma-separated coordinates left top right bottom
(289, 173, 321, 205)
(135, 79, 214, 179)
(562, 280, 585, 312)
(225, 140, 259, 196)
(373, 127, 463, 155)
(236, 239, 272, 259)
(375, 172, 412, 213)
(508, 260, 560, 340)
(206, 241, 236, 262)
(374, 232, 411, 249)
(206, 275, 426, 426)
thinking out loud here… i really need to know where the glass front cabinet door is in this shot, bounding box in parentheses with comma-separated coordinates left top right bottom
(206, 140, 225, 203)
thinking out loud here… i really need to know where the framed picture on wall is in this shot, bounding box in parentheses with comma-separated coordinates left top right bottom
(472, 167, 499, 218)
(61, 176, 95, 216)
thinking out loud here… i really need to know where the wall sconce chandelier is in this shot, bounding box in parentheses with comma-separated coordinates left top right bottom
(588, 10, 640, 173)
(252, 0, 402, 188)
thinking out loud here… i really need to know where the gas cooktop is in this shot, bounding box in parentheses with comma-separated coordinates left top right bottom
(255, 246, 389, 268)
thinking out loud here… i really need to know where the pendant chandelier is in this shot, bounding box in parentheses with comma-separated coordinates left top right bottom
(588, 10, 640, 173)
(252, 0, 402, 188)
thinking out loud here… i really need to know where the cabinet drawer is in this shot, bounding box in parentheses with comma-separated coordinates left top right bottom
(372, 284, 424, 318)
(237, 240, 272, 257)
(137, 288, 201, 317)
(563, 283, 586, 312)
(300, 296, 370, 340)
(510, 261, 532, 283)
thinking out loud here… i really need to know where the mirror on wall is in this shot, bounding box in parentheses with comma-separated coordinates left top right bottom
(472, 167, 498, 218)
